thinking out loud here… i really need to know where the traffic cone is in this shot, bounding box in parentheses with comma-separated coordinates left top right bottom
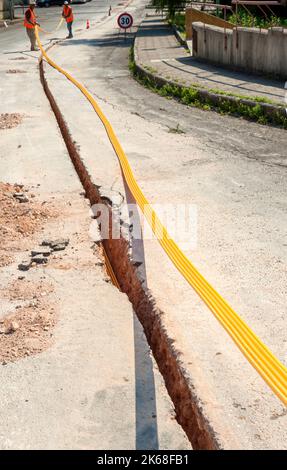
(86, 20, 90, 29)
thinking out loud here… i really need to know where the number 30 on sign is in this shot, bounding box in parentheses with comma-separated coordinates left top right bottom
(117, 12, 133, 30)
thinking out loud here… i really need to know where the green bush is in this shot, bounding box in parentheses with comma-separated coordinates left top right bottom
(151, 0, 187, 20)
(129, 47, 287, 128)
(229, 11, 287, 28)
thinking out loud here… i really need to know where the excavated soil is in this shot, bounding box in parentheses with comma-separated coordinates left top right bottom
(0, 279, 56, 364)
(1, 278, 54, 302)
(0, 296, 57, 365)
(0, 113, 24, 130)
(0, 182, 59, 363)
(0, 182, 57, 267)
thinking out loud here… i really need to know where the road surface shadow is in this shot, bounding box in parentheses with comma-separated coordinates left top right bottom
(122, 177, 159, 450)
(59, 32, 134, 48)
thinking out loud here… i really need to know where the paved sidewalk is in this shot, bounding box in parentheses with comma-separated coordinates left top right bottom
(135, 16, 286, 105)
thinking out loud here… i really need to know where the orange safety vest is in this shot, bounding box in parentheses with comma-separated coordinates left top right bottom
(24, 8, 36, 29)
(63, 6, 73, 23)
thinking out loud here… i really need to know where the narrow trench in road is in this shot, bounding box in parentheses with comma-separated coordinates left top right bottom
(39, 53, 220, 451)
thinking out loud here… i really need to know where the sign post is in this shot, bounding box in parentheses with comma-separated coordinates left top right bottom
(117, 12, 133, 40)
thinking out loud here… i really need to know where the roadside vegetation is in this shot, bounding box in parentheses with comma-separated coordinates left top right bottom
(151, 0, 187, 19)
(152, 0, 287, 29)
(129, 48, 287, 129)
(171, 12, 185, 32)
(228, 11, 287, 28)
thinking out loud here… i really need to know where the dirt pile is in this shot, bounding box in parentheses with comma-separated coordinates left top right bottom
(0, 182, 56, 267)
(0, 183, 59, 363)
(0, 278, 56, 364)
(0, 113, 23, 130)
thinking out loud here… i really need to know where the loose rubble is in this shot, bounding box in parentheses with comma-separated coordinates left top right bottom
(18, 260, 31, 272)
(31, 254, 48, 265)
(6, 69, 27, 74)
(0, 320, 20, 335)
(0, 113, 23, 130)
(13, 192, 29, 203)
(31, 247, 52, 257)
(0, 182, 60, 363)
(0, 182, 57, 267)
(43, 238, 69, 248)
(17, 238, 70, 271)
(0, 279, 55, 364)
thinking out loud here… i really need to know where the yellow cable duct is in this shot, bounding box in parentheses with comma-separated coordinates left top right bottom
(39, 17, 64, 35)
(103, 250, 121, 289)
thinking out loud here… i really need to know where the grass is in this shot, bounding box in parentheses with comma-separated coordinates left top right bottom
(168, 123, 185, 134)
(167, 14, 283, 109)
(143, 65, 158, 74)
(170, 13, 186, 33)
(201, 86, 282, 106)
(168, 12, 187, 39)
(228, 11, 287, 29)
(171, 9, 287, 30)
(169, 78, 281, 106)
(129, 47, 287, 129)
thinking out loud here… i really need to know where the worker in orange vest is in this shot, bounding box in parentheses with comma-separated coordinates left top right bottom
(24, 1, 40, 51)
(62, 1, 74, 39)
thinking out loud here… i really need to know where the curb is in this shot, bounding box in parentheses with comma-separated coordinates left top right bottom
(171, 23, 188, 48)
(133, 23, 287, 128)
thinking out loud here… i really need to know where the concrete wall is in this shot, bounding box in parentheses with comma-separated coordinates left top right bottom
(192, 22, 287, 79)
(0, 0, 12, 20)
(185, 7, 234, 41)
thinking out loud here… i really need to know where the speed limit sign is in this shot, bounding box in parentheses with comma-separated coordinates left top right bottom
(117, 12, 133, 30)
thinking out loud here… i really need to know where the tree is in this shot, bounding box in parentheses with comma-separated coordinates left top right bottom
(151, 0, 188, 20)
